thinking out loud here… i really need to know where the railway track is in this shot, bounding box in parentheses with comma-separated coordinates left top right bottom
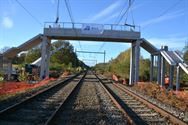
(45, 71, 128, 125)
(0, 72, 86, 125)
(96, 74, 188, 125)
(0, 71, 129, 125)
(1, 71, 186, 125)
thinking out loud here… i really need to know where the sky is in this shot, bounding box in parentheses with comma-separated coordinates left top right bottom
(0, 0, 188, 66)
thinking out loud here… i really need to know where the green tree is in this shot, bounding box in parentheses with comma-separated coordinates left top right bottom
(25, 47, 41, 63)
(94, 48, 151, 81)
(139, 59, 150, 81)
(12, 53, 26, 64)
(50, 40, 78, 66)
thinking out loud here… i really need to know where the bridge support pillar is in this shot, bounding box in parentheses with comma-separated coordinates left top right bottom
(157, 54, 161, 84)
(161, 56, 165, 87)
(169, 66, 174, 89)
(150, 54, 154, 82)
(129, 40, 140, 85)
(7, 60, 12, 81)
(135, 41, 140, 83)
(129, 43, 135, 85)
(176, 66, 180, 91)
(0, 54, 3, 73)
(45, 41, 51, 78)
(40, 36, 51, 80)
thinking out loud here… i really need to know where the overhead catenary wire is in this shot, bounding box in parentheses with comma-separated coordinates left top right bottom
(114, 0, 129, 26)
(142, 0, 184, 40)
(98, 0, 132, 51)
(116, 0, 135, 26)
(14, 0, 43, 26)
(64, 0, 83, 51)
(142, 0, 183, 30)
(55, 0, 60, 23)
(130, 7, 135, 26)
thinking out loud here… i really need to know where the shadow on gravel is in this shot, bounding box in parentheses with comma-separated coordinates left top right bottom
(51, 76, 127, 125)
(104, 84, 148, 125)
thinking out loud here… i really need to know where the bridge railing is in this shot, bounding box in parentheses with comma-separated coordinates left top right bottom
(44, 22, 140, 32)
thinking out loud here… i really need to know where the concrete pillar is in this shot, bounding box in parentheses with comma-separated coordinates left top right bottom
(40, 36, 48, 80)
(161, 56, 165, 87)
(0, 54, 3, 72)
(150, 55, 154, 82)
(169, 66, 174, 89)
(135, 41, 140, 83)
(7, 60, 12, 80)
(45, 40, 51, 78)
(129, 43, 135, 85)
(176, 66, 180, 91)
(157, 54, 161, 84)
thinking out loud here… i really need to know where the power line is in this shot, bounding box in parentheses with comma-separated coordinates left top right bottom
(158, 0, 183, 17)
(98, 42, 106, 51)
(55, 0, 60, 23)
(14, 0, 43, 26)
(142, 0, 183, 30)
(98, 0, 131, 51)
(114, 0, 128, 25)
(64, 0, 83, 51)
(65, 0, 74, 22)
(116, 0, 135, 25)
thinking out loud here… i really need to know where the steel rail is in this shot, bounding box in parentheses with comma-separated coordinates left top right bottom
(94, 73, 135, 125)
(0, 72, 83, 116)
(44, 71, 87, 125)
(113, 83, 187, 125)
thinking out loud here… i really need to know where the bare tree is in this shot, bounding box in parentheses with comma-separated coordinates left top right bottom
(0, 46, 11, 54)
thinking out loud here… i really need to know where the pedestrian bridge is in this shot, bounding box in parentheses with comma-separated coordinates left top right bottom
(44, 22, 141, 43)
(1, 22, 187, 90)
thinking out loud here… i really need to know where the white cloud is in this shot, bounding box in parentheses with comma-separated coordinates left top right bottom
(2, 17, 13, 29)
(140, 10, 185, 28)
(102, 12, 119, 23)
(89, 1, 121, 22)
(147, 37, 188, 50)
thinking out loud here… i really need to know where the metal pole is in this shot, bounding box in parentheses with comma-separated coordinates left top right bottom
(150, 55, 154, 82)
(104, 51, 106, 72)
(176, 66, 180, 91)
(161, 56, 165, 87)
(104, 51, 106, 64)
(157, 54, 161, 84)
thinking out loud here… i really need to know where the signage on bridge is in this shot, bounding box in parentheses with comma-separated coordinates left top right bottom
(81, 24, 104, 35)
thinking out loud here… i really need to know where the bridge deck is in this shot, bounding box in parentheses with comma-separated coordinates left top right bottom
(44, 28, 140, 42)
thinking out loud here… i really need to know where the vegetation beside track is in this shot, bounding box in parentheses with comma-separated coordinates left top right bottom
(94, 49, 150, 82)
(132, 82, 188, 112)
(94, 43, 188, 83)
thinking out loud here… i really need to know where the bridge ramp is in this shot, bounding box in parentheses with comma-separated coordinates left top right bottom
(3, 34, 43, 59)
(161, 51, 188, 75)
